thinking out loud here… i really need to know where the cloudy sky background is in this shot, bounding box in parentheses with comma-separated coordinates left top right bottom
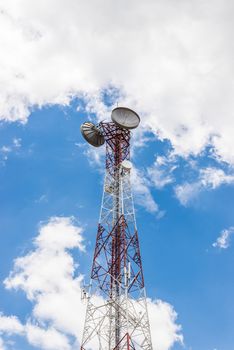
(0, 0, 234, 349)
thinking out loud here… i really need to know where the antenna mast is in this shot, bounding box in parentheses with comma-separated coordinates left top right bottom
(80, 107, 153, 350)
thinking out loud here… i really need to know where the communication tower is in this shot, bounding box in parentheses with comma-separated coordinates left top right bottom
(80, 107, 153, 350)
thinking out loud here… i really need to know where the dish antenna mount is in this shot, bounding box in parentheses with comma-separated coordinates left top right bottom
(80, 122, 105, 147)
(80, 107, 140, 147)
(111, 107, 140, 129)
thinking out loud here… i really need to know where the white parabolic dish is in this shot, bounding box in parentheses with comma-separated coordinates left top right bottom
(121, 160, 132, 170)
(111, 107, 140, 129)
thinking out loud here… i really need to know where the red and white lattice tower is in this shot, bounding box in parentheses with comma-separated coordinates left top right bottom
(80, 108, 153, 350)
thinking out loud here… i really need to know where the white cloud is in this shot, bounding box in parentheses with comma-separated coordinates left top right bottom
(175, 181, 201, 206)
(25, 324, 71, 350)
(147, 154, 176, 189)
(212, 226, 234, 249)
(35, 216, 84, 252)
(84, 145, 105, 169)
(1, 215, 182, 350)
(0, 316, 71, 350)
(175, 167, 234, 205)
(0, 315, 24, 335)
(0, 0, 234, 165)
(148, 299, 183, 350)
(0, 338, 6, 350)
(4, 216, 86, 348)
(200, 167, 234, 189)
(131, 166, 162, 216)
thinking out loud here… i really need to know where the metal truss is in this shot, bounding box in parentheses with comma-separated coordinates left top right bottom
(81, 123, 153, 350)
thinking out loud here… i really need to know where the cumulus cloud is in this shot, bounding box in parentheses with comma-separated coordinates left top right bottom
(0, 216, 182, 350)
(212, 226, 234, 249)
(0, 315, 24, 335)
(148, 300, 183, 350)
(3, 216, 85, 350)
(175, 167, 234, 205)
(25, 324, 71, 350)
(0, 0, 234, 165)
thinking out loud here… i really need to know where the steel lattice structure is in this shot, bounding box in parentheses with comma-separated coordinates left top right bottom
(80, 121, 153, 350)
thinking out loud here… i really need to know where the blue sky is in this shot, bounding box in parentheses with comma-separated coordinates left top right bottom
(0, 99, 234, 350)
(1, 1, 234, 349)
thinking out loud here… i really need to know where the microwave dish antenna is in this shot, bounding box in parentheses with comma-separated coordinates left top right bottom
(121, 159, 132, 170)
(80, 122, 105, 147)
(111, 107, 140, 129)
